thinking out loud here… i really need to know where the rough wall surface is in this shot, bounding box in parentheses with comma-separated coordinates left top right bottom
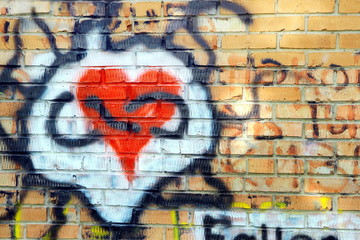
(0, 0, 359, 239)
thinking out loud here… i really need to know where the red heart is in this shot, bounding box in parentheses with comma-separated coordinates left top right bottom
(77, 68, 181, 182)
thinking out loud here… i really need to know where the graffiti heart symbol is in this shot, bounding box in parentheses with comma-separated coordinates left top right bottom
(77, 69, 181, 182)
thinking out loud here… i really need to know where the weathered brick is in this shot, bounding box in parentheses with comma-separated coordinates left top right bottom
(305, 178, 360, 193)
(305, 87, 360, 101)
(336, 105, 360, 120)
(167, 35, 217, 50)
(278, 0, 335, 13)
(306, 124, 360, 139)
(308, 160, 336, 175)
(337, 142, 360, 156)
(309, 16, 360, 31)
(0, 1, 50, 15)
(220, 0, 276, 14)
(248, 158, 274, 173)
(222, 34, 277, 49)
(0, 173, 16, 186)
(338, 160, 360, 175)
(245, 177, 300, 192)
(217, 103, 272, 119)
(276, 69, 334, 85)
(20, 207, 47, 221)
(195, 17, 247, 32)
(194, 51, 247, 66)
(249, 16, 305, 32)
(252, 52, 305, 67)
(26, 224, 51, 238)
(189, 177, 243, 191)
(219, 140, 274, 155)
(277, 159, 305, 174)
(280, 34, 336, 49)
(276, 104, 331, 119)
(218, 158, 246, 173)
(131, 2, 162, 17)
(219, 69, 274, 85)
(275, 196, 332, 210)
(247, 122, 302, 138)
(209, 85, 243, 101)
(244, 87, 301, 101)
(22, 190, 45, 205)
(276, 141, 334, 157)
(232, 194, 272, 209)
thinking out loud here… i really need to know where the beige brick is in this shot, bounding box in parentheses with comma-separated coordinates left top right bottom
(337, 69, 360, 84)
(218, 158, 246, 173)
(221, 122, 243, 137)
(277, 159, 305, 174)
(244, 87, 301, 101)
(0, 1, 50, 15)
(275, 196, 332, 210)
(276, 69, 334, 85)
(222, 34, 276, 49)
(219, 140, 274, 155)
(309, 16, 360, 31)
(280, 34, 336, 49)
(220, 0, 276, 14)
(132, 2, 162, 17)
(0, 19, 19, 33)
(276, 141, 334, 157)
(219, 69, 274, 85)
(278, 0, 335, 13)
(305, 87, 360, 102)
(248, 158, 274, 173)
(305, 178, 360, 193)
(339, 0, 360, 13)
(247, 122, 303, 138)
(170, 35, 217, 50)
(252, 52, 305, 67)
(249, 16, 305, 32)
(246, 177, 300, 192)
(276, 104, 331, 119)
(0, 173, 16, 186)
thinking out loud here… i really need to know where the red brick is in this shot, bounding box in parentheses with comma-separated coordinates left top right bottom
(245, 177, 300, 192)
(248, 158, 274, 173)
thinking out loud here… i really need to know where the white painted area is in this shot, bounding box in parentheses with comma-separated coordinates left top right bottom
(26, 43, 214, 223)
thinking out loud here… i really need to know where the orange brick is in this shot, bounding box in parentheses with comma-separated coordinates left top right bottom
(336, 105, 360, 120)
(249, 16, 305, 32)
(275, 196, 332, 210)
(252, 52, 305, 67)
(0, 224, 14, 238)
(339, 0, 360, 13)
(276, 141, 333, 157)
(110, 2, 131, 17)
(276, 104, 331, 119)
(0, 190, 16, 204)
(26, 224, 51, 238)
(278, 0, 334, 13)
(169, 35, 217, 50)
(0, 173, 16, 186)
(222, 34, 276, 49)
(166, 227, 193, 240)
(248, 158, 274, 173)
(22, 190, 45, 205)
(220, 0, 276, 14)
(280, 34, 336, 49)
(340, 34, 360, 49)
(245, 177, 300, 192)
(338, 160, 360, 175)
(131, 2, 162, 17)
(233, 194, 272, 209)
(210, 86, 243, 101)
(305, 124, 360, 139)
(21, 207, 47, 221)
(0, 120, 16, 135)
(308, 160, 336, 175)
(244, 87, 301, 101)
(309, 16, 360, 31)
(56, 225, 79, 239)
(190, 176, 243, 191)
(0, 35, 70, 50)
(219, 140, 274, 155)
(338, 196, 360, 210)
(194, 51, 248, 66)
(0, 19, 19, 33)
(337, 142, 360, 156)
(305, 178, 360, 193)
(140, 210, 188, 225)
(277, 159, 305, 174)
(305, 87, 360, 101)
(276, 69, 334, 85)
(247, 122, 302, 138)
(220, 122, 243, 137)
(134, 20, 173, 33)
(309, 52, 360, 66)
(218, 158, 246, 173)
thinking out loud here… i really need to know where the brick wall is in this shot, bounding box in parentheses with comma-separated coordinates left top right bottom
(0, 1, 360, 239)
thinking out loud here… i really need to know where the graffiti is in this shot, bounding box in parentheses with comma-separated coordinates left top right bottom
(1, 1, 360, 239)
